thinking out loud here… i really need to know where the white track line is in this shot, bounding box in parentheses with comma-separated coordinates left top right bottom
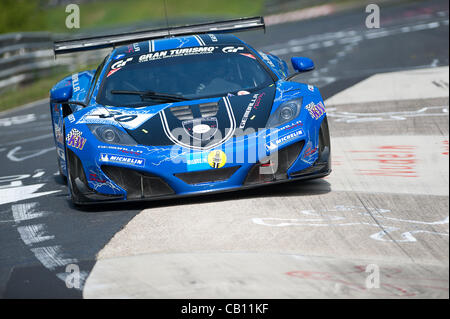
(325, 66, 449, 105)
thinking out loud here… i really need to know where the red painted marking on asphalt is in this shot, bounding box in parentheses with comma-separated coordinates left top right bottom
(351, 145, 418, 178)
(411, 285, 449, 292)
(332, 155, 343, 166)
(285, 265, 450, 297)
(442, 140, 449, 156)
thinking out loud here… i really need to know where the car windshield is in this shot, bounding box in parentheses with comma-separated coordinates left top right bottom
(96, 45, 274, 107)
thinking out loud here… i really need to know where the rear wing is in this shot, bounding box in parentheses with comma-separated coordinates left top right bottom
(54, 16, 265, 55)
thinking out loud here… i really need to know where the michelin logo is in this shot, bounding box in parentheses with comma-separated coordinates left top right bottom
(266, 142, 277, 151)
(266, 129, 303, 151)
(100, 153, 145, 167)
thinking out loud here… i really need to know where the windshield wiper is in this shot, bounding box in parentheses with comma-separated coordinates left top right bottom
(111, 90, 189, 102)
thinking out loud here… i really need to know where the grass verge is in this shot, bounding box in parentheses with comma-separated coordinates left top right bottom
(0, 64, 97, 113)
(1, 0, 266, 34)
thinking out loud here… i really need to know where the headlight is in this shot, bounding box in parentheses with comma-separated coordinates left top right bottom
(266, 98, 302, 128)
(87, 124, 137, 146)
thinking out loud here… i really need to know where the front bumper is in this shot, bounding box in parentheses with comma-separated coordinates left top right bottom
(68, 137, 331, 205)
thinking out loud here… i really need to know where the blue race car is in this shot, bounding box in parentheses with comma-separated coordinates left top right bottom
(50, 17, 331, 205)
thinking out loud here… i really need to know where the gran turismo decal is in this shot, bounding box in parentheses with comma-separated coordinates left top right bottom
(139, 47, 216, 63)
(138, 51, 169, 62)
(107, 57, 133, 77)
(66, 128, 87, 150)
(111, 57, 133, 70)
(222, 46, 244, 53)
(170, 47, 215, 55)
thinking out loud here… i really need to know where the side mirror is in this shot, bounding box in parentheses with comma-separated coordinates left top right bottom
(50, 85, 87, 107)
(50, 85, 72, 103)
(291, 57, 315, 73)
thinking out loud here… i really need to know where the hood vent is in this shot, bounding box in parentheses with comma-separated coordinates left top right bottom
(199, 102, 219, 118)
(169, 102, 219, 121)
(170, 105, 193, 120)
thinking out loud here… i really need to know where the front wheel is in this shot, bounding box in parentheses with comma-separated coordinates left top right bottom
(63, 125, 83, 205)
(317, 115, 331, 166)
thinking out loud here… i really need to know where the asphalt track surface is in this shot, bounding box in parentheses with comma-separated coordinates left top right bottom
(0, 0, 448, 298)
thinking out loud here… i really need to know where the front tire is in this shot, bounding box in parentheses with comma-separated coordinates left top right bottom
(64, 125, 83, 205)
(317, 115, 331, 166)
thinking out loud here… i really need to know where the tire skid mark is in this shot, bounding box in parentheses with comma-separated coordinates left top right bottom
(17, 224, 54, 245)
(11, 202, 49, 222)
(11, 201, 87, 291)
(29, 246, 77, 271)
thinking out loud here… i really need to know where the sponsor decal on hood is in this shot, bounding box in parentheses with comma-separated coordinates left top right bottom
(123, 86, 276, 150)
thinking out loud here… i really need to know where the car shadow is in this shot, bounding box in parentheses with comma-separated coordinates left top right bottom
(75, 178, 331, 213)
